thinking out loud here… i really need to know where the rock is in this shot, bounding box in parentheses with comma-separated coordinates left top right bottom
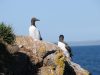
(15, 36, 91, 75)
(0, 36, 91, 75)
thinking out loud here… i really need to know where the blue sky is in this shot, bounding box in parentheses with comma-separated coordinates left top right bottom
(0, 0, 100, 42)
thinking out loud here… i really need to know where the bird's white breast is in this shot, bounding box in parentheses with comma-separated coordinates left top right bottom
(29, 25, 40, 40)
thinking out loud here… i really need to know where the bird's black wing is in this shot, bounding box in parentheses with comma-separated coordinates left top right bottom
(64, 42, 73, 58)
(39, 31, 42, 40)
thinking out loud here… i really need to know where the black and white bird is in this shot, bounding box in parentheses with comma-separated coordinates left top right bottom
(58, 35, 73, 59)
(29, 17, 42, 40)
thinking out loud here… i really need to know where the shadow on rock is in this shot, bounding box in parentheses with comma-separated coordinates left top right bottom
(63, 61, 76, 75)
(13, 52, 37, 75)
(0, 42, 39, 75)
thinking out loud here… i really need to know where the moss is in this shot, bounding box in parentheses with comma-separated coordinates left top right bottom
(55, 53, 65, 67)
(54, 53, 65, 75)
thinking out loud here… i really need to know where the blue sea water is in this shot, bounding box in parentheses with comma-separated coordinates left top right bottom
(71, 45, 100, 75)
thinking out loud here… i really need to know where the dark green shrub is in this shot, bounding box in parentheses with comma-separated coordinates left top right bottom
(0, 23, 15, 44)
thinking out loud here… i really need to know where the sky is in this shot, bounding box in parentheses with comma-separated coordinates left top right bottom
(0, 0, 100, 42)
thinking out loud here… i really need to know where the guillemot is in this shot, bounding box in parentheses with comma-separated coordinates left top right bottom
(58, 35, 73, 59)
(29, 17, 42, 40)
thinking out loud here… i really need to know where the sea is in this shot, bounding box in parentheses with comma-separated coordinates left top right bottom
(71, 45, 100, 75)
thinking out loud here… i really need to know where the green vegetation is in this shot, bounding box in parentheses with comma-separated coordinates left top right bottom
(0, 22, 15, 44)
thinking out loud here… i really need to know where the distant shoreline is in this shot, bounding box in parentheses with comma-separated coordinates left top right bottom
(69, 40, 100, 46)
(53, 41, 100, 46)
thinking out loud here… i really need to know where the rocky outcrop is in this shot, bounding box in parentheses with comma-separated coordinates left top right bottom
(0, 36, 91, 75)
